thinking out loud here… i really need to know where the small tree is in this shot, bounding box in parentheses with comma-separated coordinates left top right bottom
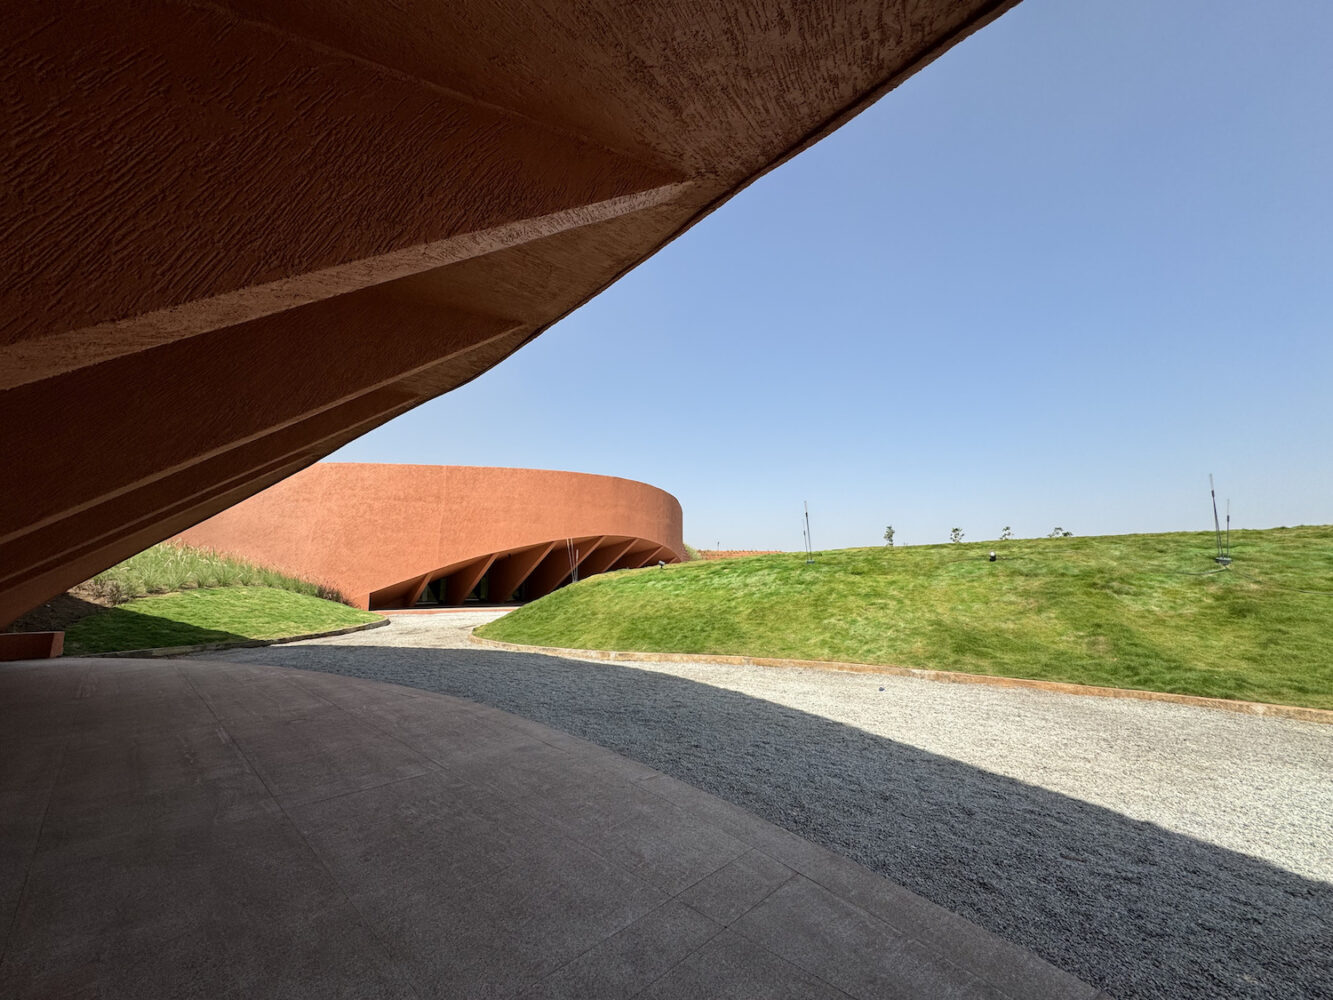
(1048, 527, 1074, 538)
(883, 525, 895, 547)
(950, 527, 964, 544)
(1000, 526, 1013, 541)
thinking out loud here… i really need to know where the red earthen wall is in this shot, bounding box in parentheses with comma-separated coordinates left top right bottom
(173, 464, 685, 609)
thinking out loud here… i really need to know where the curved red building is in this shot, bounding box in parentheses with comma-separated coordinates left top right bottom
(172, 464, 684, 610)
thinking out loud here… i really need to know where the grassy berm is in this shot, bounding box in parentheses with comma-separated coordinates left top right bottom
(478, 526, 1333, 710)
(65, 587, 381, 656)
(84, 542, 345, 604)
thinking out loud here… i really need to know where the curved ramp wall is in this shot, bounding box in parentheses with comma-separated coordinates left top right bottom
(173, 464, 685, 610)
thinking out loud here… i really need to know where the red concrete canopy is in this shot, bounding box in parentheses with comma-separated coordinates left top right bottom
(173, 464, 685, 610)
(0, 0, 1020, 626)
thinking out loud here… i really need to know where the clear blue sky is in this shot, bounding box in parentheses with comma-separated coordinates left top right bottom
(331, 0, 1333, 550)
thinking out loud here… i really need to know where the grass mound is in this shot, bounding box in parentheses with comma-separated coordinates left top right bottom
(478, 526, 1333, 710)
(65, 587, 381, 655)
(84, 542, 348, 606)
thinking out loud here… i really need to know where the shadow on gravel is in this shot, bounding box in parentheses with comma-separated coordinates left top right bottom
(242, 643, 1330, 1000)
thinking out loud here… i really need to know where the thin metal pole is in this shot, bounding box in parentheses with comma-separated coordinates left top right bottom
(804, 501, 813, 563)
(1209, 475, 1223, 559)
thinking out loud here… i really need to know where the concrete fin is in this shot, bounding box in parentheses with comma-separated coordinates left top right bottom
(444, 554, 498, 605)
(487, 543, 557, 603)
(580, 538, 637, 576)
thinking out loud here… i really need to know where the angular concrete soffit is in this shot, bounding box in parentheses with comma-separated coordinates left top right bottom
(368, 533, 679, 608)
(444, 554, 499, 605)
(0, 181, 692, 392)
(0, 313, 524, 550)
(634, 545, 669, 569)
(525, 534, 606, 597)
(405, 572, 435, 607)
(579, 538, 639, 576)
(608, 544, 657, 572)
(487, 542, 558, 603)
(213, 1, 688, 171)
(0, 378, 469, 599)
(1, 345, 527, 615)
(572, 535, 607, 577)
(3, 0, 697, 387)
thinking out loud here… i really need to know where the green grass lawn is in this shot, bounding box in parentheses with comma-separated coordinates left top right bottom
(65, 587, 381, 655)
(478, 526, 1333, 710)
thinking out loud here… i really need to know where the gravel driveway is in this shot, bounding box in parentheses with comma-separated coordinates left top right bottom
(200, 611, 1333, 1000)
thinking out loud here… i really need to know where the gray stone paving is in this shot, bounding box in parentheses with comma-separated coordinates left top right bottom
(201, 611, 1333, 1000)
(0, 656, 1100, 999)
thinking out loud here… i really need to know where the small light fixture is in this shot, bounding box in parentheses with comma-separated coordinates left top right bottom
(988, 551, 997, 562)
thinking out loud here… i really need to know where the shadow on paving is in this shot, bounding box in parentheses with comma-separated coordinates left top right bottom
(66, 607, 250, 655)
(237, 643, 1330, 1000)
(4, 593, 106, 634)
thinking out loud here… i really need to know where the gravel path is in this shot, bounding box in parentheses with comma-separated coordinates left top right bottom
(200, 612, 1333, 1000)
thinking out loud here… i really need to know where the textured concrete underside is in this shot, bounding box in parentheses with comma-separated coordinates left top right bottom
(0, 0, 1021, 625)
(0, 656, 1101, 999)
